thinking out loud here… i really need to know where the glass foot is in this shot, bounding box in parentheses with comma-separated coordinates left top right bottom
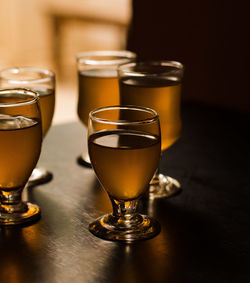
(149, 173, 181, 199)
(28, 167, 53, 187)
(89, 213, 160, 242)
(0, 202, 40, 226)
(77, 153, 92, 168)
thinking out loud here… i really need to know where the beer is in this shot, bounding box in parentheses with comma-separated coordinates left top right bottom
(88, 129, 161, 200)
(35, 88, 55, 136)
(0, 115, 42, 190)
(0, 88, 54, 136)
(119, 77, 182, 151)
(78, 69, 119, 126)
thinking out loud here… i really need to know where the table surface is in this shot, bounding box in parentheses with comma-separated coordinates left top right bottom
(0, 102, 249, 283)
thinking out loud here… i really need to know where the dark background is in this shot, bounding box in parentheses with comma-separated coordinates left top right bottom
(127, 0, 250, 113)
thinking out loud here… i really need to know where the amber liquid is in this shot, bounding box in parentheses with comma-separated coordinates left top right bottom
(120, 78, 182, 151)
(35, 88, 55, 136)
(88, 130, 161, 200)
(78, 69, 119, 126)
(0, 115, 42, 190)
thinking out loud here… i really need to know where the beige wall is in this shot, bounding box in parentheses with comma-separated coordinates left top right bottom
(0, 0, 52, 68)
(0, 0, 131, 71)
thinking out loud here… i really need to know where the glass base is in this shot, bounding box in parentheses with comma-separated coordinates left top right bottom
(0, 202, 40, 226)
(77, 153, 92, 168)
(149, 173, 181, 199)
(28, 167, 53, 187)
(89, 213, 160, 242)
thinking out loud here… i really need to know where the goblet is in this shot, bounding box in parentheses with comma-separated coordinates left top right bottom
(0, 88, 42, 225)
(88, 105, 161, 242)
(118, 60, 184, 198)
(0, 67, 55, 186)
(76, 50, 136, 167)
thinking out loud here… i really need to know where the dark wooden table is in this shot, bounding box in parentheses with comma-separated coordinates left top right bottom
(0, 102, 249, 283)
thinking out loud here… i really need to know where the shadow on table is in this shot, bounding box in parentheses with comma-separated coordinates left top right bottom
(0, 223, 51, 283)
(96, 195, 242, 283)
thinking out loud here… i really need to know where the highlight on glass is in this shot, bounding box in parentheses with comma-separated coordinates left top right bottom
(88, 105, 161, 242)
(118, 60, 184, 198)
(76, 50, 136, 167)
(0, 88, 42, 225)
(0, 67, 56, 187)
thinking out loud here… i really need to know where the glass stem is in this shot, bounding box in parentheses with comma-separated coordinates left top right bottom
(110, 197, 139, 220)
(0, 188, 26, 213)
(150, 167, 160, 185)
(108, 196, 143, 229)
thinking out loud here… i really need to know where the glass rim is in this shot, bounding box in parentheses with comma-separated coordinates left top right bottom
(118, 60, 184, 78)
(76, 50, 137, 66)
(0, 88, 39, 107)
(0, 67, 55, 84)
(89, 105, 159, 125)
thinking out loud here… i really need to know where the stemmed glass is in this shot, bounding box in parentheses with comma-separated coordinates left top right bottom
(76, 50, 136, 167)
(0, 88, 42, 225)
(88, 105, 161, 242)
(118, 61, 184, 198)
(0, 67, 55, 187)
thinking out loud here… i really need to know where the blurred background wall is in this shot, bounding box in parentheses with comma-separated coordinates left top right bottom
(0, 0, 131, 124)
